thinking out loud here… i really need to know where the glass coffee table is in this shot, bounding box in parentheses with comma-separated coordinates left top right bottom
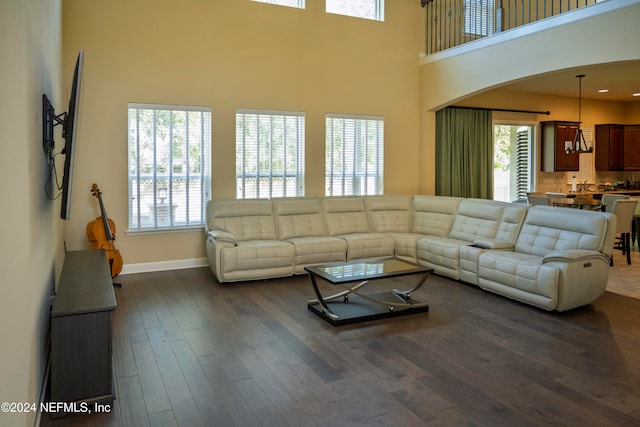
(305, 257, 433, 326)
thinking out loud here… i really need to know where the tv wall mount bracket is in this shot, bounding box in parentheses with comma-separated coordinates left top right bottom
(42, 94, 68, 154)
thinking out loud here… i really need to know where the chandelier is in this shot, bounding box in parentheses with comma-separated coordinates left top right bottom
(565, 74, 593, 154)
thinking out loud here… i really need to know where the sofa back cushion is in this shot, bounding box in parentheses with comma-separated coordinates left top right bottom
(495, 203, 529, 243)
(515, 205, 614, 256)
(206, 199, 277, 241)
(411, 195, 462, 236)
(365, 195, 413, 233)
(272, 198, 326, 240)
(448, 199, 505, 242)
(322, 197, 370, 235)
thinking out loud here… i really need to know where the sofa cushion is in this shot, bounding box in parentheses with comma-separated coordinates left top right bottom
(417, 235, 469, 279)
(273, 198, 327, 240)
(365, 195, 413, 233)
(207, 199, 277, 241)
(390, 232, 425, 262)
(495, 203, 529, 243)
(412, 195, 462, 236)
(477, 250, 559, 310)
(341, 232, 395, 260)
(286, 236, 347, 273)
(448, 199, 505, 242)
(322, 197, 370, 235)
(221, 240, 294, 272)
(515, 206, 610, 256)
(459, 244, 484, 285)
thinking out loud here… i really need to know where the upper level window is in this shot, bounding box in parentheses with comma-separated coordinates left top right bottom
(236, 110, 305, 199)
(128, 104, 211, 231)
(252, 0, 305, 8)
(326, 114, 384, 196)
(326, 0, 384, 22)
(464, 0, 495, 36)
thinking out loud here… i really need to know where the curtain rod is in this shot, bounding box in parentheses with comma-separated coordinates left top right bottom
(453, 106, 551, 115)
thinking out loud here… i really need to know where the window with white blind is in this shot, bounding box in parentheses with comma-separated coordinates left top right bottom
(127, 104, 211, 231)
(326, 0, 384, 21)
(464, 0, 495, 36)
(236, 110, 305, 199)
(325, 114, 384, 196)
(252, 0, 305, 8)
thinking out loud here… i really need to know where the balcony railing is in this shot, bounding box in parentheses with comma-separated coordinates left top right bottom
(422, 0, 600, 55)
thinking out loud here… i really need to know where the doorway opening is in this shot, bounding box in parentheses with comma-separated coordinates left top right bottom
(493, 123, 534, 202)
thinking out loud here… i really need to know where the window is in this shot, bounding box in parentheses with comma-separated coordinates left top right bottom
(236, 110, 305, 199)
(464, 0, 495, 36)
(326, 0, 384, 21)
(252, 0, 305, 8)
(127, 104, 211, 231)
(493, 124, 533, 202)
(326, 114, 384, 196)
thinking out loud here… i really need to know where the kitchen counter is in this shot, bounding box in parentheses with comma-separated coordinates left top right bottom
(574, 190, 640, 198)
(529, 190, 640, 200)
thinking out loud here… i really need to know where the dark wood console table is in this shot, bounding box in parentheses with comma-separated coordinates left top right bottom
(50, 249, 117, 415)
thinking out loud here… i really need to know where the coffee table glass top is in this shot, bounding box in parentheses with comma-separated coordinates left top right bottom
(306, 258, 432, 283)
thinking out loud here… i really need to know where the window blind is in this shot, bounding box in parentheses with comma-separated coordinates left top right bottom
(464, 0, 495, 36)
(128, 104, 211, 231)
(326, 114, 384, 196)
(236, 109, 305, 199)
(515, 127, 529, 201)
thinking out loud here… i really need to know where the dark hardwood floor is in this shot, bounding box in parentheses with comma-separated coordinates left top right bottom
(41, 263, 640, 427)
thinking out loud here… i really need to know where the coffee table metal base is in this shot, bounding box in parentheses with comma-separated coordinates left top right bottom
(307, 271, 430, 326)
(308, 292, 429, 326)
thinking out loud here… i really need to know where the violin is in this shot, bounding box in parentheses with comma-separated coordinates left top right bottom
(87, 183, 123, 278)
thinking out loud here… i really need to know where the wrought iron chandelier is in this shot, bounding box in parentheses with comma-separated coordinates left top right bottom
(565, 74, 593, 154)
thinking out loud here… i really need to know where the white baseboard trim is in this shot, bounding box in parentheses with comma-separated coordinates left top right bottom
(120, 258, 208, 275)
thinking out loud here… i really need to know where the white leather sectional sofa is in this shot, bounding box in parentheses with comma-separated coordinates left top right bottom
(205, 195, 617, 312)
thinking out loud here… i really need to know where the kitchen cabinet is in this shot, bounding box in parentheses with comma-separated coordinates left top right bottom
(595, 124, 624, 171)
(541, 121, 580, 172)
(623, 125, 640, 170)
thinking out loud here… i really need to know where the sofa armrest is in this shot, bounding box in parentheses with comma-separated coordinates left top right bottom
(207, 230, 237, 245)
(472, 238, 514, 250)
(543, 250, 609, 264)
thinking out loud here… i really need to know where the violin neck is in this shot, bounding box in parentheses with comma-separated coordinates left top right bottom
(97, 193, 114, 241)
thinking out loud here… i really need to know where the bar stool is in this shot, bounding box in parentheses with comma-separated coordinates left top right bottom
(630, 197, 640, 250)
(527, 195, 550, 206)
(608, 199, 638, 266)
(601, 194, 629, 212)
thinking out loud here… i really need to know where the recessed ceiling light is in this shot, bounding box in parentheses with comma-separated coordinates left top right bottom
(598, 89, 609, 93)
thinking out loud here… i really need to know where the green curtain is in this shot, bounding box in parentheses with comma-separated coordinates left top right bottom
(435, 107, 493, 198)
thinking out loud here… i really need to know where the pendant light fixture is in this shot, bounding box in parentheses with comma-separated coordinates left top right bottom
(565, 74, 593, 154)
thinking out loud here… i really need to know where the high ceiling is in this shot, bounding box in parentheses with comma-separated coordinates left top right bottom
(501, 60, 640, 103)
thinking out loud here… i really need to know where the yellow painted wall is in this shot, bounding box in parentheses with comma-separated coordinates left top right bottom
(0, 1, 62, 426)
(626, 101, 640, 123)
(62, 0, 424, 266)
